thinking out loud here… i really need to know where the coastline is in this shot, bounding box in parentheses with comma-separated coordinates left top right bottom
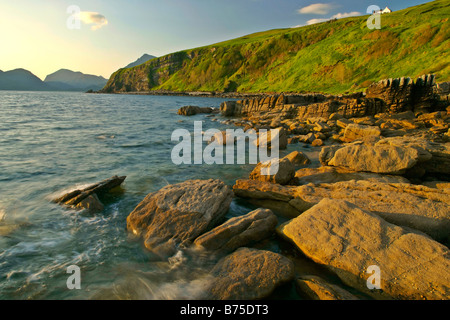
(109, 74, 450, 300)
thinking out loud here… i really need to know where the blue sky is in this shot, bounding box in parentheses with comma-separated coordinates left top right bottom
(0, 0, 431, 79)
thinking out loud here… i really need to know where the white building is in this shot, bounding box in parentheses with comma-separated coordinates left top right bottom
(373, 7, 393, 14)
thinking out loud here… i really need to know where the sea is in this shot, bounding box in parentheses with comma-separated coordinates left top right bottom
(0, 91, 324, 300)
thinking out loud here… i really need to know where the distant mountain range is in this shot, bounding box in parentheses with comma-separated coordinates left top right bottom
(0, 68, 108, 92)
(124, 54, 156, 69)
(0, 53, 157, 91)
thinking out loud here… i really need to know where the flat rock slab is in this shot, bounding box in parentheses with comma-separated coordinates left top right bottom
(279, 199, 450, 300)
(127, 179, 233, 258)
(194, 208, 278, 253)
(327, 144, 420, 174)
(204, 247, 294, 300)
(233, 179, 450, 242)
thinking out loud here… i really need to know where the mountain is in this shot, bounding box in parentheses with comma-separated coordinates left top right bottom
(44, 69, 108, 91)
(102, 0, 449, 95)
(124, 54, 157, 69)
(0, 68, 48, 91)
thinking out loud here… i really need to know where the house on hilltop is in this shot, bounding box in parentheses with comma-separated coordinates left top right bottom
(373, 7, 393, 14)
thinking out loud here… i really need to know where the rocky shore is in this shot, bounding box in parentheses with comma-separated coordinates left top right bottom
(71, 75, 450, 300)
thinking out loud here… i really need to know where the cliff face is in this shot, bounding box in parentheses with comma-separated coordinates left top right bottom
(102, 52, 189, 93)
(221, 75, 446, 120)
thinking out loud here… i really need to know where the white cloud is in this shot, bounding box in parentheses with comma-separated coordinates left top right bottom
(331, 11, 361, 19)
(298, 3, 335, 15)
(76, 11, 108, 30)
(307, 11, 361, 25)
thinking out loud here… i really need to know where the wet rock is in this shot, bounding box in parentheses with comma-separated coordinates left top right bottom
(53, 175, 126, 211)
(75, 194, 104, 212)
(279, 199, 450, 300)
(177, 105, 214, 116)
(126, 179, 233, 258)
(204, 247, 295, 300)
(193, 208, 278, 252)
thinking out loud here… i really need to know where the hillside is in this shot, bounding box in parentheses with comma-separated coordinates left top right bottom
(102, 0, 449, 95)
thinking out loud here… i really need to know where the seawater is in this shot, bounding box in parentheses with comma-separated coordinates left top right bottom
(0, 91, 316, 300)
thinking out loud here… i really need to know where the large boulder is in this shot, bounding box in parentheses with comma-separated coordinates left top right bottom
(249, 158, 295, 185)
(193, 208, 278, 253)
(204, 247, 295, 300)
(127, 179, 233, 258)
(233, 179, 450, 242)
(327, 144, 420, 174)
(279, 199, 450, 300)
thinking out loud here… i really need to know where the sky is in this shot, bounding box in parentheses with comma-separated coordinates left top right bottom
(0, 0, 431, 80)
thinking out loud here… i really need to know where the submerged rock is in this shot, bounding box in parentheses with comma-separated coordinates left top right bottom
(193, 208, 278, 253)
(279, 199, 450, 300)
(204, 247, 294, 300)
(126, 179, 233, 258)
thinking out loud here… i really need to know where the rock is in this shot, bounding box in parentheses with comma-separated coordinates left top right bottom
(295, 166, 410, 185)
(376, 136, 450, 175)
(233, 179, 450, 242)
(279, 199, 450, 300)
(313, 122, 331, 132)
(178, 105, 213, 116)
(220, 101, 237, 116)
(422, 181, 450, 190)
(329, 113, 343, 121)
(193, 208, 278, 252)
(126, 179, 233, 258)
(295, 275, 359, 300)
(75, 194, 104, 212)
(298, 132, 316, 144)
(311, 139, 324, 147)
(53, 175, 126, 209)
(336, 118, 352, 129)
(204, 248, 295, 300)
(342, 123, 381, 143)
(327, 144, 420, 174)
(319, 145, 342, 165)
(254, 127, 288, 150)
(283, 151, 311, 167)
(249, 158, 295, 185)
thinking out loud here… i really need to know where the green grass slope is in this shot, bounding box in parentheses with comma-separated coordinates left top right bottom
(103, 0, 449, 95)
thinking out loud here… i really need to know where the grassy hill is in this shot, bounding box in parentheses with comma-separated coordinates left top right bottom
(103, 0, 449, 95)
